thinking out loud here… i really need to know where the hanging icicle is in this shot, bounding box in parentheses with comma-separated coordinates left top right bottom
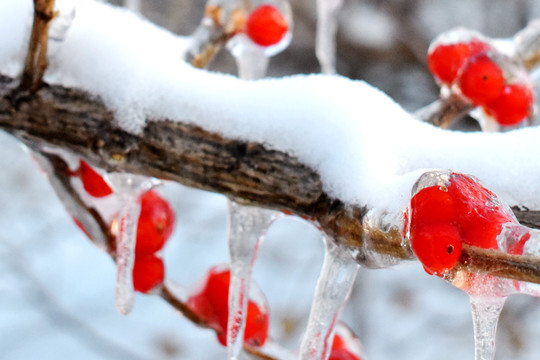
(106, 173, 158, 315)
(299, 235, 359, 360)
(315, 0, 342, 74)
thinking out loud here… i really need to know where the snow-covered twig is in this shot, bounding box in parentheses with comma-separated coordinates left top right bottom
(1, 74, 540, 286)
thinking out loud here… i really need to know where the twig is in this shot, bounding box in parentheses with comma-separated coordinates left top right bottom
(20, 0, 56, 92)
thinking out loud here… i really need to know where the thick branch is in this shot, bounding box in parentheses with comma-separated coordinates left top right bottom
(2, 75, 540, 285)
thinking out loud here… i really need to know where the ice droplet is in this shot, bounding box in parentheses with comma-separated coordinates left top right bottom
(299, 235, 359, 360)
(470, 296, 505, 360)
(106, 173, 157, 315)
(226, 200, 280, 360)
(316, 0, 342, 74)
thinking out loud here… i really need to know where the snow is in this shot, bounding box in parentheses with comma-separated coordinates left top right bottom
(1, 0, 540, 227)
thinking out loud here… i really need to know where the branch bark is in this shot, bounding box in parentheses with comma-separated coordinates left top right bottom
(2, 74, 540, 285)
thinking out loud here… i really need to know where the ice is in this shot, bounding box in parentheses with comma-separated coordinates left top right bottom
(299, 235, 359, 360)
(228, 35, 270, 80)
(315, 0, 342, 74)
(49, 0, 76, 43)
(124, 0, 141, 14)
(105, 173, 157, 315)
(226, 201, 280, 359)
(469, 296, 506, 360)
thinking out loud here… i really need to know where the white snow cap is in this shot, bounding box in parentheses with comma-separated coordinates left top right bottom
(1, 0, 539, 222)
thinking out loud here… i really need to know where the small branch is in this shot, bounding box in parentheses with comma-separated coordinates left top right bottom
(20, 0, 56, 92)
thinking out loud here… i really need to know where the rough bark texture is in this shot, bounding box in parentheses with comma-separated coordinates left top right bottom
(2, 74, 540, 284)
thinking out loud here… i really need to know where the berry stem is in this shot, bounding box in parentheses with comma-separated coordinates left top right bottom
(414, 93, 473, 128)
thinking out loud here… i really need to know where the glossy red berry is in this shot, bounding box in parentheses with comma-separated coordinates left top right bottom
(410, 223, 462, 275)
(246, 4, 288, 47)
(77, 160, 113, 198)
(329, 335, 361, 360)
(187, 266, 269, 347)
(410, 186, 457, 227)
(135, 190, 175, 254)
(485, 83, 533, 126)
(459, 54, 504, 105)
(427, 40, 489, 85)
(132, 254, 164, 293)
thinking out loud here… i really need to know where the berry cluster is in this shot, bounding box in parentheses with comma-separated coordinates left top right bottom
(406, 172, 519, 275)
(427, 30, 534, 126)
(245, 4, 288, 47)
(129, 190, 175, 293)
(186, 265, 269, 347)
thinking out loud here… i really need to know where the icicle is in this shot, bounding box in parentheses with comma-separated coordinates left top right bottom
(299, 235, 359, 360)
(229, 35, 270, 80)
(470, 296, 505, 360)
(315, 0, 342, 74)
(48, 0, 76, 55)
(106, 173, 157, 315)
(124, 0, 142, 14)
(226, 201, 280, 360)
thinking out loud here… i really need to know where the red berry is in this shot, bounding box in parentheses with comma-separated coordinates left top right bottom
(135, 190, 175, 254)
(132, 254, 164, 293)
(459, 54, 504, 105)
(447, 174, 514, 249)
(485, 83, 533, 126)
(410, 186, 457, 227)
(246, 4, 288, 47)
(187, 266, 269, 347)
(427, 40, 489, 85)
(410, 223, 462, 275)
(77, 160, 113, 198)
(329, 334, 362, 360)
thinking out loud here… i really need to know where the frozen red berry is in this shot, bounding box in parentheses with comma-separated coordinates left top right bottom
(77, 160, 113, 198)
(187, 266, 269, 347)
(410, 223, 462, 275)
(135, 190, 175, 254)
(410, 185, 457, 227)
(329, 333, 362, 360)
(427, 39, 489, 85)
(485, 83, 533, 126)
(132, 254, 164, 293)
(246, 4, 288, 47)
(459, 54, 504, 105)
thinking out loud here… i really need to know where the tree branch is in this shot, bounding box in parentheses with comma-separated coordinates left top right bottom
(2, 74, 540, 286)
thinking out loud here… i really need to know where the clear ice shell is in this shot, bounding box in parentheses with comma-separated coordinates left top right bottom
(470, 296, 506, 360)
(315, 0, 343, 74)
(226, 200, 281, 360)
(228, 35, 270, 80)
(106, 173, 157, 315)
(299, 235, 359, 360)
(48, 0, 76, 57)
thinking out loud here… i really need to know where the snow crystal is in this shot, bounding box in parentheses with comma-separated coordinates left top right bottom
(1, 0, 540, 227)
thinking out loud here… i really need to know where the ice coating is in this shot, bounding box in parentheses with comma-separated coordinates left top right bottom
(316, 0, 343, 74)
(2, 0, 540, 225)
(106, 173, 156, 314)
(226, 202, 279, 359)
(299, 236, 359, 360)
(469, 296, 506, 360)
(228, 36, 270, 80)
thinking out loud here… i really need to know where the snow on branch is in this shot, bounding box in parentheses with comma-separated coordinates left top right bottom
(2, 0, 540, 285)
